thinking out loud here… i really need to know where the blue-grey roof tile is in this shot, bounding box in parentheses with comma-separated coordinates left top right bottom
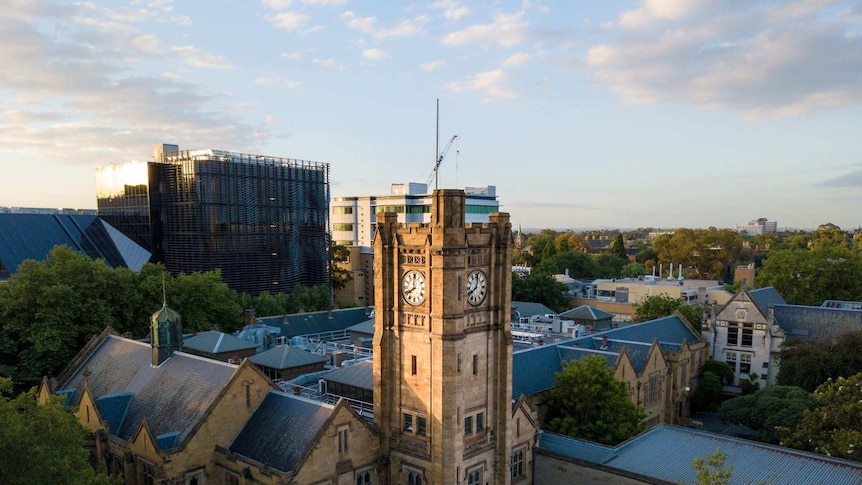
(346, 319, 375, 335)
(156, 431, 180, 450)
(748, 286, 786, 315)
(512, 345, 564, 398)
(558, 305, 614, 321)
(256, 307, 371, 339)
(183, 331, 258, 354)
(511, 301, 555, 319)
(95, 392, 134, 437)
(322, 360, 373, 390)
(249, 345, 328, 370)
(773, 304, 862, 343)
(229, 391, 333, 472)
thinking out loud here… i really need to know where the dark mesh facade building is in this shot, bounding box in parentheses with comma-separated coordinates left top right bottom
(95, 144, 330, 296)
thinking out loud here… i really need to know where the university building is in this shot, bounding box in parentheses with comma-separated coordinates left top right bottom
(95, 144, 331, 295)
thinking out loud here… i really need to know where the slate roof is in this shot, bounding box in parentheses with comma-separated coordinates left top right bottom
(511, 301, 555, 319)
(256, 307, 371, 339)
(512, 344, 565, 398)
(773, 304, 862, 342)
(539, 425, 862, 485)
(322, 360, 373, 390)
(822, 300, 862, 310)
(748, 286, 786, 315)
(346, 318, 375, 335)
(558, 305, 614, 321)
(57, 334, 237, 446)
(599, 315, 698, 346)
(249, 345, 328, 370)
(229, 391, 333, 473)
(183, 331, 258, 354)
(0, 213, 150, 278)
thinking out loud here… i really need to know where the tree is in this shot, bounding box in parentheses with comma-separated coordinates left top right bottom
(691, 371, 723, 413)
(632, 294, 703, 329)
(610, 233, 627, 260)
(511, 271, 569, 313)
(653, 228, 745, 280)
(0, 387, 115, 485)
(543, 355, 645, 445)
(620, 262, 647, 278)
(701, 360, 735, 385)
(329, 242, 353, 292)
(755, 246, 862, 306)
(635, 247, 658, 265)
(690, 447, 733, 485)
(718, 386, 816, 444)
(595, 254, 629, 278)
(536, 250, 601, 278)
(781, 373, 862, 461)
(777, 332, 862, 392)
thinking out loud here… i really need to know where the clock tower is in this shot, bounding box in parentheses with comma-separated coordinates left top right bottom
(373, 189, 515, 484)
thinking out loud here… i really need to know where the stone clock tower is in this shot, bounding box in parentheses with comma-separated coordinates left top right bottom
(373, 189, 514, 484)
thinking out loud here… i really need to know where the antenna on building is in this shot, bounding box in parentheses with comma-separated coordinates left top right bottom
(162, 271, 167, 306)
(435, 99, 439, 191)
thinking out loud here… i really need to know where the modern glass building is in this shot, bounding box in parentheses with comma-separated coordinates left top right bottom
(96, 144, 331, 296)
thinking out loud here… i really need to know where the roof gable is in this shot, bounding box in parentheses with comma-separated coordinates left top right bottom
(558, 305, 614, 321)
(511, 301, 555, 318)
(249, 345, 328, 370)
(773, 304, 862, 342)
(322, 360, 373, 390)
(183, 331, 258, 354)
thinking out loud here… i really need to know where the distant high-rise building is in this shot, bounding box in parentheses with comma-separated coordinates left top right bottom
(331, 182, 499, 247)
(95, 144, 330, 295)
(736, 217, 778, 235)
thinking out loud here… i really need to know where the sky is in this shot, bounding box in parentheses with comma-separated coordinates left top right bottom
(1, 0, 861, 231)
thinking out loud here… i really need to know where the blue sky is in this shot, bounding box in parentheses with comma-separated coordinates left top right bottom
(1, 0, 861, 230)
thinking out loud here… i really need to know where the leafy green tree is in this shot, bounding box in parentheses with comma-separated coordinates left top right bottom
(778, 331, 862, 392)
(755, 246, 862, 306)
(691, 371, 723, 413)
(690, 447, 733, 485)
(633, 294, 702, 329)
(288, 284, 333, 313)
(536, 250, 602, 278)
(329, 242, 353, 292)
(511, 271, 569, 313)
(0, 387, 115, 485)
(595, 254, 629, 278)
(811, 223, 849, 250)
(543, 355, 645, 445)
(610, 233, 627, 260)
(701, 360, 735, 385)
(781, 373, 862, 461)
(635, 247, 658, 265)
(719, 385, 816, 444)
(620, 262, 647, 278)
(653, 228, 744, 280)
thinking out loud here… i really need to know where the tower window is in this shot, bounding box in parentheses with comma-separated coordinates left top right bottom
(338, 425, 349, 453)
(472, 354, 478, 376)
(464, 416, 473, 435)
(403, 413, 413, 432)
(411, 355, 417, 375)
(417, 416, 427, 436)
(476, 412, 484, 432)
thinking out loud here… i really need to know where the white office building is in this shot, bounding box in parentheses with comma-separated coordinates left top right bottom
(331, 183, 499, 247)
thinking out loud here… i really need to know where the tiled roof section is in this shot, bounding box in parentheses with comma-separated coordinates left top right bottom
(229, 391, 333, 473)
(558, 305, 614, 321)
(322, 360, 373, 390)
(256, 307, 371, 339)
(773, 304, 862, 342)
(58, 335, 237, 446)
(557, 347, 618, 369)
(512, 344, 564, 398)
(95, 392, 134, 437)
(346, 319, 375, 335)
(156, 431, 180, 450)
(541, 426, 862, 485)
(183, 331, 258, 354)
(511, 301, 555, 318)
(747, 286, 786, 315)
(249, 345, 328, 370)
(598, 315, 699, 345)
(583, 338, 653, 374)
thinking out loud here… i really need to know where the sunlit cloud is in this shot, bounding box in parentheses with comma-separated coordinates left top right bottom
(420, 60, 445, 71)
(312, 58, 346, 70)
(362, 48, 389, 60)
(341, 10, 428, 39)
(441, 11, 527, 47)
(445, 69, 516, 102)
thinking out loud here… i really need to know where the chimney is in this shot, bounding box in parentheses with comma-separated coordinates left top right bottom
(244, 309, 257, 327)
(600, 335, 609, 350)
(565, 268, 569, 277)
(668, 263, 674, 279)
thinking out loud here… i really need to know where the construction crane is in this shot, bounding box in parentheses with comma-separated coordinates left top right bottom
(428, 134, 458, 190)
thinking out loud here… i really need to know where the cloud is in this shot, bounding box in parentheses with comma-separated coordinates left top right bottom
(262, 0, 293, 10)
(420, 60, 445, 71)
(267, 11, 311, 30)
(254, 77, 301, 89)
(171, 45, 233, 69)
(0, 1, 262, 168)
(281, 51, 302, 60)
(445, 69, 516, 102)
(341, 10, 428, 39)
(818, 168, 862, 187)
(441, 11, 528, 47)
(312, 58, 346, 70)
(430, 0, 471, 21)
(302, 0, 347, 5)
(499, 52, 530, 68)
(586, 2, 862, 118)
(362, 48, 389, 60)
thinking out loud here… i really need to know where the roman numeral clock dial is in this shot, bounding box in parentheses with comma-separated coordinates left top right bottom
(401, 270, 426, 305)
(466, 270, 487, 305)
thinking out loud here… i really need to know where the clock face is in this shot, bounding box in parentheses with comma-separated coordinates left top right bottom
(402, 270, 426, 305)
(466, 270, 487, 305)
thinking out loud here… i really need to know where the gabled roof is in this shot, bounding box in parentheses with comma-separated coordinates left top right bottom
(249, 345, 328, 370)
(256, 307, 371, 339)
(228, 391, 333, 473)
(597, 315, 699, 346)
(539, 425, 862, 485)
(558, 305, 614, 321)
(773, 304, 862, 342)
(346, 318, 375, 335)
(183, 331, 258, 354)
(322, 360, 373, 390)
(511, 301, 555, 318)
(512, 344, 566, 398)
(748, 286, 786, 315)
(95, 392, 134, 437)
(56, 334, 237, 447)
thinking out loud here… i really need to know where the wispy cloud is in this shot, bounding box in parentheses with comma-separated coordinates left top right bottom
(430, 0, 471, 21)
(499, 52, 530, 68)
(441, 11, 527, 47)
(312, 58, 346, 70)
(362, 48, 389, 60)
(420, 60, 445, 71)
(818, 168, 862, 187)
(586, 2, 862, 118)
(445, 69, 516, 102)
(267, 11, 311, 30)
(341, 11, 428, 39)
(254, 77, 302, 89)
(303, 0, 347, 5)
(171, 45, 233, 69)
